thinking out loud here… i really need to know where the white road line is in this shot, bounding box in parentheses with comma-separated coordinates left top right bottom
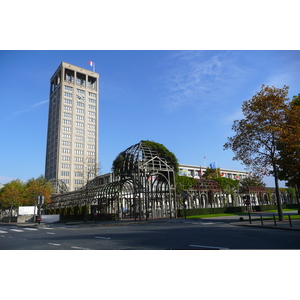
(95, 236, 111, 239)
(190, 244, 229, 250)
(200, 222, 223, 225)
(48, 243, 61, 246)
(10, 229, 24, 232)
(47, 232, 55, 235)
(24, 228, 38, 231)
(71, 246, 91, 250)
(0, 230, 8, 234)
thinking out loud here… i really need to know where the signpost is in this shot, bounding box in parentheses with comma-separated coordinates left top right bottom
(244, 196, 251, 223)
(36, 196, 45, 224)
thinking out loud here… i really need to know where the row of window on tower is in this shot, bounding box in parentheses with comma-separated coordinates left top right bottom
(64, 70, 97, 90)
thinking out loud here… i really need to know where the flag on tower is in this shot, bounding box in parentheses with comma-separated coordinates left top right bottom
(209, 162, 216, 169)
(88, 61, 94, 67)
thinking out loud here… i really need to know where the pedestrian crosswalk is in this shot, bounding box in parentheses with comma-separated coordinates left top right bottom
(10, 229, 25, 232)
(0, 227, 41, 234)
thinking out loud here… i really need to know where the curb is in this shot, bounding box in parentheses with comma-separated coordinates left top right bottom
(230, 222, 300, 231)
(65, 221, 147, 227)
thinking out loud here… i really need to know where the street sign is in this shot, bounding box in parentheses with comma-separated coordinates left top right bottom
(37, 217, 42, 222)
(245, 200, 250, 206)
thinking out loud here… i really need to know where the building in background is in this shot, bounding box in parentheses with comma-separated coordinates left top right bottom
(45, 62, 99, 191)
(94, 164, 249, 185)
(178, 164, 249, 180)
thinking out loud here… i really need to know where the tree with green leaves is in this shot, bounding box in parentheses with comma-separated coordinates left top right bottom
(203, 167, 221, 179)
(175, 175, 198, 194)
(142, 140, 179, 173)
(224, 85, 290, 221)
(240, 174, 266, 188)
(214, 177, 239, 206)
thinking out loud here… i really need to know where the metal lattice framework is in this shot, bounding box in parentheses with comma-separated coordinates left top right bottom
(49, 141, 177, 219)
(239, 185, 272, 205)
(48, 178, 68, 194)
(48, 141, 294, 216)
(182, 179, 223, 209)
(180, 179, 281, 209)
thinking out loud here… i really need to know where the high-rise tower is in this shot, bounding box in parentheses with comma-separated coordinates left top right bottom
(45, 62, 99, 191)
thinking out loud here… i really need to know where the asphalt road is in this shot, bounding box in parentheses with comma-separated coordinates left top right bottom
(1, 219, 300, 250)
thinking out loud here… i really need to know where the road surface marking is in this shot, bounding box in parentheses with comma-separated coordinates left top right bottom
(95, 236, 111, 239)
(10, 229, 24, 232)
(190, 244, 229, 250)
(24, 228, 38, 231)
(71, 246, 91, 250)
(48, 243, 61, 246)
(200, 222, 224, 225)
(47, 232, 55, 235)
(0, 230, 8, 234)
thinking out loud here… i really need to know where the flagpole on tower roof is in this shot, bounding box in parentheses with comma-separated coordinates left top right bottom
(88, 61, 95, 72)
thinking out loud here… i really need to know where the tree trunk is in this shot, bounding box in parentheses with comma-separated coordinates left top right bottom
(9, 205, 12, 223)
(295, 184, 300, 214)
(273, 163, 284, 221)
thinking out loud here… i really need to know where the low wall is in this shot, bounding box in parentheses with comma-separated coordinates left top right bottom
(39, 215, 60, 223)
(18, 215, 35, 222)
(1, 215, 60, 223)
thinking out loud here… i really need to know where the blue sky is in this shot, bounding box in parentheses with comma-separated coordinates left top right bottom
(1, 50, 299, 187)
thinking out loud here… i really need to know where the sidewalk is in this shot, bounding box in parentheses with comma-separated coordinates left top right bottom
(65, 214, 300, 231)
(3, 214, 300, 231)
(65, 217, 167, 227)
(0, 217, 164, 228)
(231, 216, 300, 231)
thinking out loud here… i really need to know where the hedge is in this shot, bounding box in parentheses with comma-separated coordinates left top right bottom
(177, 206, 245, 217)
(254, 204, 299, 211)
(178, 204, 299, 217)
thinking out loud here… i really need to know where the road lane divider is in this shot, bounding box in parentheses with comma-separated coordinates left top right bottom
(190, 244, 229, 250)
(71, 246, 91, 250)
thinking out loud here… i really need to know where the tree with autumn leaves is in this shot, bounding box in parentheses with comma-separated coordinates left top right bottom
(224, 85, 300, 221)
(0, 176, 53, 222)
(0, 179, 24, 222)
(277, 94, 300, 188)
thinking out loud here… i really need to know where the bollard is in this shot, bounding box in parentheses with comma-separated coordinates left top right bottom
(260, 214, 264, 225)
(248, 210, 252, 224)
(273, 214, 277, 226)
(288, 214, 292, 227)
